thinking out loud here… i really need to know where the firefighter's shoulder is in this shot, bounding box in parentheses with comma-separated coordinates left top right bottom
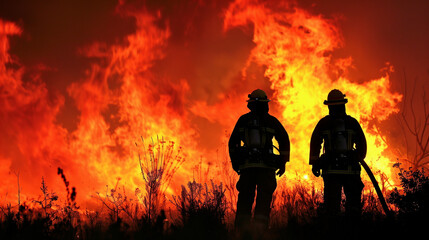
(265, 113, 283, 125)
(316, 115, 331, 125)
(310, 116, 331, 133)
(238, 112, 253, 121)
(345, 115, 361, 125)
(266, 112, 277, 120)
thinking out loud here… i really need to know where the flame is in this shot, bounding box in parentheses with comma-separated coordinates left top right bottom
(0, 20, 69, 202)
(65, 11, 200, 204)
(0, 0, 402, 208)
(223, 0, 402, 186)
(0, 12, 198, 206)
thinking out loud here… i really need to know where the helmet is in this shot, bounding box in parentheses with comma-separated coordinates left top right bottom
(324, 89, 348, 105)
(247, 89, 270, 102)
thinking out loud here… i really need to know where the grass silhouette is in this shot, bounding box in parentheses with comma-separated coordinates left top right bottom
(1, 157, 428, 239)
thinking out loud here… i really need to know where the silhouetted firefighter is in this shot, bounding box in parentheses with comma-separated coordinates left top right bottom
(229, 89, 290, 231)
(309, 89, 367, 223)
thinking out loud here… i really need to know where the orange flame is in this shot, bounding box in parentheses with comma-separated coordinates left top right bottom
(223, 0, 402, 186)
(0, 0, 402, 208)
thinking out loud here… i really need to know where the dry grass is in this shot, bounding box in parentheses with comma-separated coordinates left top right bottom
(1, 145, 427, 239)
(135, 136, 185, 224)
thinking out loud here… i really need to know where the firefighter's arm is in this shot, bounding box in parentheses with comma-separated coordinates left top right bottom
(273, 118, 289, 177)
(228, 117, 243, 173)
(309, 120, 323, 165)
(273, 118, 290, 164)
(309, 120, 324, 177)
(353, 119, 367, 160)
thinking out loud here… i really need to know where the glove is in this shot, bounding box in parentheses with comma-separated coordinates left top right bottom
(276, 165, 286, 177)
(312, 165, 320, 177)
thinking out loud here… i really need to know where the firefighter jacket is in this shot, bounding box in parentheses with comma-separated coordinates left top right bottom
(309, 114, 367, 175)
(228, 111, 290, 172)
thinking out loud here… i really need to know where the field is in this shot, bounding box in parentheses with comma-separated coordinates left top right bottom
(1, 166, 428, 240)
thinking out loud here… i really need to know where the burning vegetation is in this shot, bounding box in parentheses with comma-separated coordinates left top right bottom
(0, 0, 428, 239)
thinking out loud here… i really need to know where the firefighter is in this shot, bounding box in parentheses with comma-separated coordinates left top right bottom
(309, 89, 367, 219)
(228, 89, 290, 231)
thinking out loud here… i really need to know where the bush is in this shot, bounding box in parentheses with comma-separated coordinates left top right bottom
(388, 165, 429, 238)
(271, 183, 322, 227)
(171, 180, 228, 240)
(389, 166, 429, 216)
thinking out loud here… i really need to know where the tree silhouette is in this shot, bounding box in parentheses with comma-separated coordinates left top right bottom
(396, 76, 429, 170)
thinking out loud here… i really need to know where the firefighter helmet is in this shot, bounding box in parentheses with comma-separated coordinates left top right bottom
(324, 89, 348, 105)
(247, 89, 270, 102)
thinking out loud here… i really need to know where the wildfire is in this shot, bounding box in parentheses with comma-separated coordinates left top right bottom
(223, 0, 402, 187)
(0, 0, 401, 208)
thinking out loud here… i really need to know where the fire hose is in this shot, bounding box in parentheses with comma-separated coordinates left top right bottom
(359, 158, 393, 216)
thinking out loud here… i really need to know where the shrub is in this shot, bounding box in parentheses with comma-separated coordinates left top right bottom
(388, 166, 429, 216)
(388, 165, 429, 238)
(171, 180, 228, 239)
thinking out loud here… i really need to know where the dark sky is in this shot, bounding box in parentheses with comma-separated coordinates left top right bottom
(299, 0, 429, 90)
(1, 0, 427, 91)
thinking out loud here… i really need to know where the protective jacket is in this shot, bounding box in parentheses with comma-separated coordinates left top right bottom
(309, 114, 366, 175)
(229, 111, 290, 171)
